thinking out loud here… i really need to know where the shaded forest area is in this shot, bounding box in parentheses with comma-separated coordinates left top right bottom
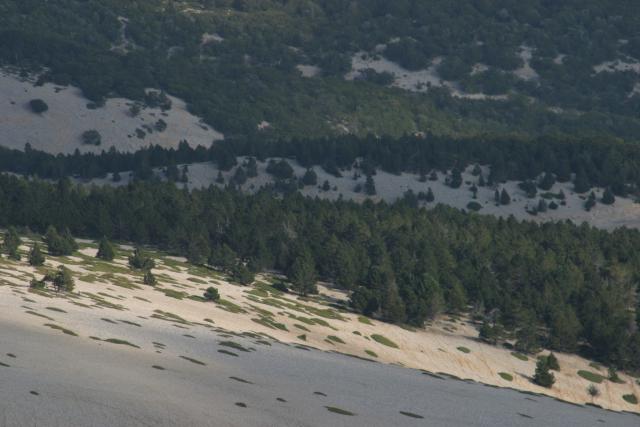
(0, 174, 638, 371)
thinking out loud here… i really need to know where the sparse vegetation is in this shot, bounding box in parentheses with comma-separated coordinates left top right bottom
(371, 334, 399, 349)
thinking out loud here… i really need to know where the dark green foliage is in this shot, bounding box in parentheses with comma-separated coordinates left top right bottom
(245, 157, 258, 178)
(231, 262, 255, 285)
(466, 201, 482, 212)
(266, 159, 294, 180)
(289, 252, 317, 296)
(29, 243, 45, 266)
(602, 188, 615, 205)
(143, 270, 156, 286)
(364, 175, 376, 196)
(0, 176, 638, 370)
(546, 353, 560, 371)
(479, 321, 503, 345)
(533, 358, 555, 388)
(585, 192, 597, 211)
(44, 226, 77, 256)
(81, 130, 101, 146)
(128, 248, 155, 270)
(96, 237, 115, 261)
(233, 167, 247, 186)
(29, 99, 48, 114)
(204, 286, 220, 301)
(500, 188, 511, 205)
(46, 266, 74, 292)
(302, 169, 318, 186)
(3, 227, 21, 260)
(449, 168, 463, 189)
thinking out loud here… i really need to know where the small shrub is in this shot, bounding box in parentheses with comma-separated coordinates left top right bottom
(456, 346, 471, 354)
(588, 384, 600, 398)
(82, 130, 102, 146)
(577, 370, 605, 384)
(623, 394, 638, 404)
(29, 99, 48, 113)
(371, 334, 398, 348)
(204, 287, 220, 301)
(498, 372, 513, 381)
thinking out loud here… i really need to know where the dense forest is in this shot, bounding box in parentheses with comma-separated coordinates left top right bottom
(5, 134, 640, 197)
(0, 174, 638, 370)
(1, 0, 640, 139)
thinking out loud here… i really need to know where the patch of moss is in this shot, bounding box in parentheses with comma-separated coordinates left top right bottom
(577, 370, 606, 384)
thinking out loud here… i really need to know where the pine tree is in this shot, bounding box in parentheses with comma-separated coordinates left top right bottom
(246, 157, 258, 178)
(28, 243, 45, 266)
(601, 188, 615, 205)
(533, 358, 555, 388)
(546, 352, 560, 371)
(538, 172, 556, 191)
(96, 237, 115, 261)
(289, 253, 317, 296)
(302, 168, 318, 186)
(216, 171, 225, 184)
(364, 175, 376, 196)
(53, 266, 74, 292)
(143, 270, 157, 286)
(204, 286, 220, 301)
(426, 188, 435, 202)
(3, 227, 21, 260)
(537, 199, 548, 213)
(574, 170, 591, 193)
(500, 188, 511, 205)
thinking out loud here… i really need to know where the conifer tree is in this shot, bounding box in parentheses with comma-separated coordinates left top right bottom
(533, 358, 555, 388)
(96, 237, 116, 261)
(29, 243, 45, 266)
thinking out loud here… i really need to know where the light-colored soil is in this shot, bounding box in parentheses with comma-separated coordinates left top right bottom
(0, 70, 223, 154)
(0, 238, 638, 419)
(95, 159, 640, 231)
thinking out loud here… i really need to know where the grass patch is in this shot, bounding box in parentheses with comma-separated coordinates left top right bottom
(179, 355, 206, 366)
(577, 370, 606, 384)
(217, 299, 247, 314)
(325, 406, 355, 416)
(498, 372, 514, 381)
(456, 346, 471, 354)
(511, 352, 529, 361)
(45, 307, 67, 313)
(358, 316, 373, 326)
(152, 365, 165, 370)
(119, 320, 141, 327)
(104, 338, 140, 348)
(218, 349, 239, 357)
(623, 394, 638, 404)
(43, 323, 77, 336)
(371, 334, 399, 348)
(365, 349, 378, 358)
(294, 323, 310, 331)
(327, 335, 345, 344)
(297, 334, 307, 341)
(159, 288, 188, 300)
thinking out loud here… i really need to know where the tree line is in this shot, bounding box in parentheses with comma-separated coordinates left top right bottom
(0, 174, 638, 370)
(5, 134, 640, 197)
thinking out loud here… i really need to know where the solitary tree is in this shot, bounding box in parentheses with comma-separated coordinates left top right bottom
(143, 270, 157, 286)
(128, 247, 155, 270)
(601, 188, 615, 205)
(500, 188, 511, 205)
(53, 266, 75, 292)
(29, 99, 49, 114)
(364, 175, 376, 196)
(546, 352, 560, 371)
(302, 169, 318, 186)
(533, 358, 555, 388)
(3, 227, 21, 260)
(96, 237, 115, 261)
(203, 286, 220, 301)
(28, 243, 45, 266)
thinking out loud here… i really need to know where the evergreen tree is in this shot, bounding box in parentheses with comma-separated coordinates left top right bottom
(546, 353, 560, 371)
(28, 243, 45, 266)
(246, 157, 258, 178)
(574, 170, 591, 193)
(538, 172, 556, 191)
(45, 226, 75, 256)
(364, 175, 376, 196)
(500, 188, 511, 205)
(231, 262, 255, 285)
(585, 191, 596, 211)
(216, 171, 225, 184)
(3, 227, 21, 260)
(302, 168, 318, 186)
(533, 358, 555, 388)
(601, 188, 615, 205)
(204, 286, 220, 301)
(233, 166, 247, 186)
(128, 247, 155, 270)
(449, 167, 463, 189)
(96, 237, 115, 261)
(53, 266, 74, 292)
(289, 253, 317, 296)
(426, 187, 435, 202)
(143, 270, 157, 286)
(537, 199, 548, 213)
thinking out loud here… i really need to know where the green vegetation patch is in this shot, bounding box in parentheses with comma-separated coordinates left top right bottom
(327, 335, 345, 344)
(456, 346, 471, 354)
(577, 370, 606, 384)
(217, 299, 247, 314)
(371, 334, 399, 348)
(358, 316, 373, 325)
(399, 411, 424, 419)
(511, 352, 529, 362)
(219, 341, 250, 352)
(365, 349, 378, 358)
(498, 372, 514, 381)
(25, 310, 54, 321)
(623, 394, 638, 404)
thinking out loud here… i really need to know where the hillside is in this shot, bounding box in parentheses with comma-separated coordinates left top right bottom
(0, 235, 639, 426)
(2, 0, 640, 139)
